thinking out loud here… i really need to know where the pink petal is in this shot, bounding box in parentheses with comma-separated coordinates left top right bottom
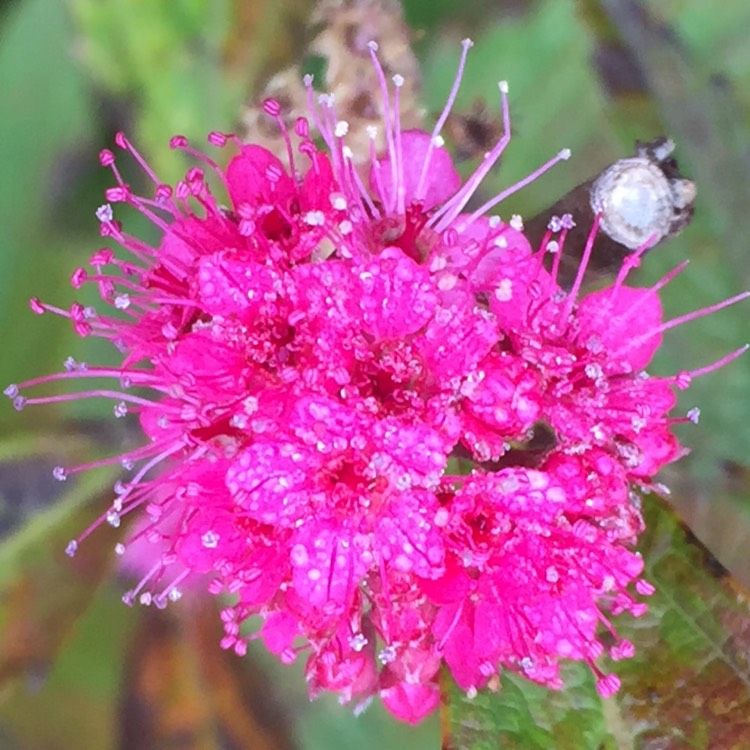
(371, 130, 461, 212)
(226, 144, 295, 209)
(380, 681, 440, 725)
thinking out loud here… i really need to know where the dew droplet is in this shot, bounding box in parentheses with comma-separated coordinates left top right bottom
(349, 633, 368, 652)
(290, 544, 309, 566)
(378, 645, 396, 664)
(201, 530, 220, 549)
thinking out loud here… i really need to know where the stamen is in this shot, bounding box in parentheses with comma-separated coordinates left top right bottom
(114, 132, 163, 185)
(561, 213, 602, 322)
(617, 292, 750, 356)
(415, 38, 474, 201)
(367, 41, 399, 213)
(263, 98, 297, 177)
(429, 79, 513, 231)
(21, 389, 161, 409)
(679, 344, 749, 382)
(455, 149, 571, 233)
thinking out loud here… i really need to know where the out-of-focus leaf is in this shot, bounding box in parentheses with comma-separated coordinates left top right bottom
(117, 603, 297, 750)
(0, 583, 134, 750)
(672, 461, 750, 590)
(442, 498, 750, 749)
(0, 0, 97, 415)
(295, 675, 440, 750)
(69, 0, 236, 180)
(68, 0, 309, 182)
(224, 0, 311, 86)
(422, 0, 619, 219)
(403, 0, 533, 36)
(0, 430, 119, 687)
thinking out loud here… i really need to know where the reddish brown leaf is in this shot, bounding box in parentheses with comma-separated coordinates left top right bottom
(0, 440, 120, 689)
(613, 496, 750, 749)
(117, 603, 297, 750)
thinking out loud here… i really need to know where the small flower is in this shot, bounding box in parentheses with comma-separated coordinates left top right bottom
(423, 468, 648, 695)
(7, 39, 747, 723)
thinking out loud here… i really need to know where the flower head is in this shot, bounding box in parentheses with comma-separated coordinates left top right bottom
(7, 39, 747, 723)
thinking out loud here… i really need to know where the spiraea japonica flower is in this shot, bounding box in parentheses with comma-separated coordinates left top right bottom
(6, 39, 748, 723)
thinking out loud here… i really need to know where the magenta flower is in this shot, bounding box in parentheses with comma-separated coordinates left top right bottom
(6, 39, 747, 723)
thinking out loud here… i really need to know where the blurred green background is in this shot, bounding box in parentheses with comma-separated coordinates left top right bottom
(1, 0, 749, 747)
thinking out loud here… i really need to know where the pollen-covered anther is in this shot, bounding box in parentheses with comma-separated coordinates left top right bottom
(329, 193, 347, 210)
(96, 204, 113, 223)
(304, 210, 325, 226)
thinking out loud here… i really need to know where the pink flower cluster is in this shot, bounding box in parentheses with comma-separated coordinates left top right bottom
(7, 41, 747, 722)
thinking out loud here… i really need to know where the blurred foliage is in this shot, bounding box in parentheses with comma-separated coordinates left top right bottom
(1, 0, 749, 748)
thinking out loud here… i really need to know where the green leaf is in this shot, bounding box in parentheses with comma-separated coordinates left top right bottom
(441, 663, 618, 750)
(68, 0, 311, 183)
(0, 0, 97, 415)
